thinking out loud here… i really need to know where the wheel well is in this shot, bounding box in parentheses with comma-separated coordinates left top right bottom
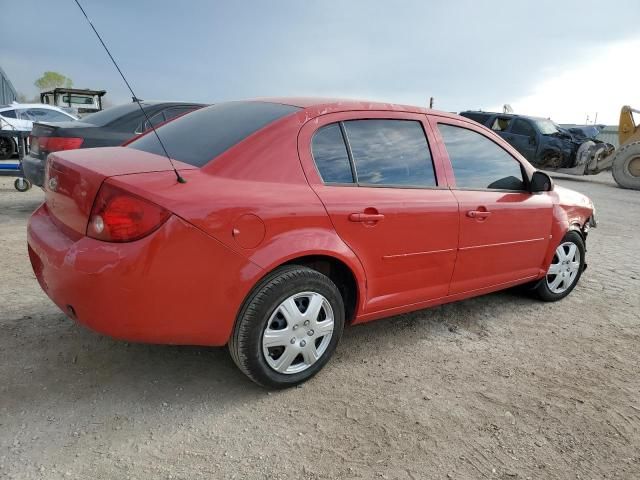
(284, 255, 359, 324)
(569, 222, 587, 242)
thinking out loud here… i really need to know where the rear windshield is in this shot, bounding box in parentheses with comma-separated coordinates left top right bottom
(127, 101, 301, 167)
(81, 103, 144, 126)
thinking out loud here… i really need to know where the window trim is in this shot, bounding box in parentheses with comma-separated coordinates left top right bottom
(310, 123, 356, 184)
(311, 118, 440, 189)
(436, 121, 531, 193)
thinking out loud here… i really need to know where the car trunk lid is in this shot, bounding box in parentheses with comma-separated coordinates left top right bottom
(44, 146, 197, 236)
(29, 121, 94, 160)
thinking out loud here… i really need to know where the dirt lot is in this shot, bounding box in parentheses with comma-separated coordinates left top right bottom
(1, 174, 639, 480)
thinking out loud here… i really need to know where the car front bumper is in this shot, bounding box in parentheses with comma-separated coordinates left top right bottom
(27, 204, 262, 346)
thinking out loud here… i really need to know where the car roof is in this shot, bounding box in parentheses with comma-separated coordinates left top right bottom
(0, 103, 77, 119)
(0, 103, 71, 111)
(254, 97, 463, 121)
(460, 110, 549, 122)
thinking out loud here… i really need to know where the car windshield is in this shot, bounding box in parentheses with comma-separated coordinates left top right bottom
(81, 103, 144, 126)
(534, 119, 561, 135)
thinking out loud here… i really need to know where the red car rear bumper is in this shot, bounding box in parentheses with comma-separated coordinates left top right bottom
(27, 204, 262, 346)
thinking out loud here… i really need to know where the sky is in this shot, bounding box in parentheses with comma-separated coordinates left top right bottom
(2, 0, 639, 124)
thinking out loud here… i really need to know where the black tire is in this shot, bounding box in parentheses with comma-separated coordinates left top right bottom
(611, 141, 640, 190)
(534, 231, 585, 302)
(229, 265, 345, 389)
(0, 137, 15, 160)
(14, 178, 31, 192)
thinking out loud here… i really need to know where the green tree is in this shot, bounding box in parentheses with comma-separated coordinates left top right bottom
(34, 71, 73, 91)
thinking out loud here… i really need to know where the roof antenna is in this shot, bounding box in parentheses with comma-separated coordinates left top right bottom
(72, 0, 186, 184)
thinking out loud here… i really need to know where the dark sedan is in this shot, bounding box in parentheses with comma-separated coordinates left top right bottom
(23, 101, 205, 186)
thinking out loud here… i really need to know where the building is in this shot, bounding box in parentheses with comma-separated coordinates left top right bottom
(0, 66, 17, 105)
(596, 126, 620, 149)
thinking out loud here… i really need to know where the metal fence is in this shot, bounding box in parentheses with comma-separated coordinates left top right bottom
(0, 66, 17, 105)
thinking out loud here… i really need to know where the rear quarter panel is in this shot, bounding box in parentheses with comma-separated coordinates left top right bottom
(112, 113, 368, 320)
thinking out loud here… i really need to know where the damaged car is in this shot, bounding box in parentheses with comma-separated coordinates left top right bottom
(459, 111, 614, 176)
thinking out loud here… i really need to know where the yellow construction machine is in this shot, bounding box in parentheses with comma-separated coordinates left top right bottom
(609, 105, 640, 189)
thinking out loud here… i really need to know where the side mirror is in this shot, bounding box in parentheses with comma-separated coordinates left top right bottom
(530, 171, 553, 193)
(528, 136, 536, 146)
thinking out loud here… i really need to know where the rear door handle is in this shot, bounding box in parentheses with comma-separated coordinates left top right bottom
(349, 213, 385, 222)
(466, 210, 491, 219)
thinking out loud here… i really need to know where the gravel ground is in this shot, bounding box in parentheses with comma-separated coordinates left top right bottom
(0, 173, 639, 480)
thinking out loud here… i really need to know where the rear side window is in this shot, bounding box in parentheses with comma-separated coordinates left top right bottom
(343, 119, 436, 187)
(490, 116, 512, 132)
(129, 102, 300, 167)
(438, 124, 525, 191)
(311, 124, 354, 183)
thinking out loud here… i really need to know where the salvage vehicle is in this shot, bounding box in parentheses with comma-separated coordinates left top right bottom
(27, 99, 596, 388)
(40, 88, 107, 117)
(460, 107, 640, 190)
(22, 101, 205, 187)
(0, 103, 77, 160)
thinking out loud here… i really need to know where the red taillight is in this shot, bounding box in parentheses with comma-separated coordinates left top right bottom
(87, 183, 171, 242)
(36, 136, 84, 153)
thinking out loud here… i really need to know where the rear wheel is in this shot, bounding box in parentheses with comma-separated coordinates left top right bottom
(0, 137, 15, 160)
(534, 231, 585, 301)
(229, 265, 345, 388)
(612, 141, 640, 190)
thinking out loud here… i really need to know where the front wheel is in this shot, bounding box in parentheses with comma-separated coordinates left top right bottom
(534, 231, 585, 301)
(229, 265, 345, 389)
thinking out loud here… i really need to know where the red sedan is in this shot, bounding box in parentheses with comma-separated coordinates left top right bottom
(27, 99, 596, 388)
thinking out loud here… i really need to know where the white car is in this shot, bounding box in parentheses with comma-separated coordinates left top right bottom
(0, 103, 78, 159)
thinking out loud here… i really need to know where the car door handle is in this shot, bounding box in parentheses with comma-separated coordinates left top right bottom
(466, 210, 491, 219)
(349, 213, 385, 222)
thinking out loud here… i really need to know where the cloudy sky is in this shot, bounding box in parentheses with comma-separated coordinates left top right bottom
(2, 0, 639, 124)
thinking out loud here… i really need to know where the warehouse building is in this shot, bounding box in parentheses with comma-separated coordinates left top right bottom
(0, 66, 17, 105)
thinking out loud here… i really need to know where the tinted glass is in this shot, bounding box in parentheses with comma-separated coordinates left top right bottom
(82, 103, 144, 126)
(343, 119, 436, 187)
(460, 112, 491, 125)
(163, 106, 198, 121)
(141, 112, 166, 132)
(311, 124, 353, 183)
(438, 124, 525, 191)
(128, 101, 300, 167)
(511, 119, 536, 137)
(0, 109, 16, 119)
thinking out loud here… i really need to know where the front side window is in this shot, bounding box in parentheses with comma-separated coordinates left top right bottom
(342, 119, 436, 187)
(311, 124, 354, 183)
(438, 124, 525, 191)
(511, 119, 536, 137)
